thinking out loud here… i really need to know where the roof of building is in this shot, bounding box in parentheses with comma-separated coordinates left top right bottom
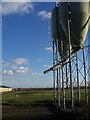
(0, 85, 11, 88)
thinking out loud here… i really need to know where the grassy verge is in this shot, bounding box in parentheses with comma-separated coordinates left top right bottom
(2, 88, 90, 119)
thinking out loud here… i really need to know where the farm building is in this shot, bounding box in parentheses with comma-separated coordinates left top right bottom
(0, 85, 13, 93)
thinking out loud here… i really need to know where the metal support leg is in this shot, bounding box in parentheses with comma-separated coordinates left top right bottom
(83, 48, 88, 105)
(58, 67, 61, 107)
(68, 20, 74, 110)
(62, 66, 65, 109)
(66, 64, 68, 90)
(76, 53, 80, 103)
(53, 41, 56, 104)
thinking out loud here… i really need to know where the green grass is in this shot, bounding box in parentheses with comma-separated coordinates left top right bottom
(2, 88, 90, 120)
(2, 89, 54, 106)
(2, 88, 90, 107)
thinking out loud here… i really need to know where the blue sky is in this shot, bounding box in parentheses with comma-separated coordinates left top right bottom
(1, 2, 55, 88)
(1, 1, 90, 88)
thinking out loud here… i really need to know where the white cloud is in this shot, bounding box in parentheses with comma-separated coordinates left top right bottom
(10, 65, 29, 74)
(2, 2, 34, 15)
(15, 58, 28, 65)
(3, 66, 29, 75)
(32, 72, 43, 76)
(0, 58, 31, 77)
(3, 70, 15, 75)
(16, 66, 29, 73)
(45, 47, 53, 52)
(8, 70, 15, 75)
(2, 60, 10, 67)
(44, 64, 51, 68)
(2, 58, 30, 77)
(38, 10, 51, 20)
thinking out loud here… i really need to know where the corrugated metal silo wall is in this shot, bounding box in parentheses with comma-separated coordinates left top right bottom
(52, 6, 69, 57)
(71, 2, 89, 52)
(59, 2, 89, 53)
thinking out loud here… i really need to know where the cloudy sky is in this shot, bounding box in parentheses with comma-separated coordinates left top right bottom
(1, 2, 55, 88)
(0, 1, 90, 88)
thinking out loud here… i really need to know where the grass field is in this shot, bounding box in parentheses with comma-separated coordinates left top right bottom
(2, 88, 90, 106)
(2, 88, 90, 120)
(2, 89, 54, 106)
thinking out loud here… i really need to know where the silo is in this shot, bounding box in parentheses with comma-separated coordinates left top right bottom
(59, 2, 68, 37)
(59, 2, 69, 57)
(71, 2, 89, 52)
(52, 7, 69, 57)
(59, 2, 89, 52)
(60, 25, 69, 58)
(51, 7, 62, 55)
(52, 7, 59, 43)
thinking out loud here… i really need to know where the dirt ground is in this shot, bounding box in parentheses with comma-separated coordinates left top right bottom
(1, 103, 90, 120)
(2, 104, 55, 120)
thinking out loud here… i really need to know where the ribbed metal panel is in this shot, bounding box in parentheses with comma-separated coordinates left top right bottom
(52, 7, 59, 41)
(59, 2, 69, 57)
(59, 2, 89, 52)
(71, 2, 89, 52)
(59, 2, 68, 37)
(52, 7, 62, 56)
(52, 7, 69, 57)
(60, 25, 69, 57)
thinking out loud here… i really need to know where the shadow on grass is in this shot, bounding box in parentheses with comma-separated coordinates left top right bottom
(46, 102, 90, 120)
(2, 101, 90, 120)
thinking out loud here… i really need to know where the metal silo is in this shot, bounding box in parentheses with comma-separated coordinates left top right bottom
(59, 2, 89, 52)
(71, 2, 89, 52)
(59, 2, 69, 57)
(52, 7, 62, 56)
(52, 7, 59, 43)
(59, 2, 68, 37)
(52, 6, 69, 57)
(60, 25, 69, 57)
